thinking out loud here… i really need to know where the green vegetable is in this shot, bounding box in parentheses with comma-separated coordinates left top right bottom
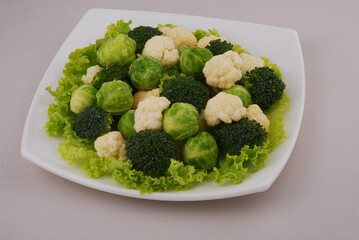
(128, 26, 162, 54)
(183, 132, 218, 170)
(261, 57, 282, 79)
(157, 23, 176, 28)
(96, 81, 133, 115)
(163, 103, 199, 140)
(70, 85, 97, 114)
(97, 34, 136, 67)
(160, 76, 210, 111)
(92, 66, 130, 89)
(222, 85, 253, 107)
(73, 105, 112, 141)
(63, 44, 98, 77)
(125, 130, 180, 177)
(192, 28, 220, 41)
(117, 110, 136, 139)
(205, 39, 233, 56)
(238, 67, 286, 110)
(179, 47, 213, 79)
(104, 19, 132, 40)
(129, 56, 164, 90)
(165, 66, 181, 78)
(211, 118, 267, 155)
(232, 43, 250, 55)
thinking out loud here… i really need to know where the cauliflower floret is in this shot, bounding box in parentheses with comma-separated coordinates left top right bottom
(204, 92, 247, 126)
(81, 65, 103, 84)
(134, 96, 171, 132)
(131, 88, 160, 109)
(159, 26, 197, 47)
(142, 36, 179, 68)
(245, 104, 270, 132)
(239, 53, 265, 72)
(203, 51, 243, 89)
(94, 131, 126, 158)
(197, 35, 226, 48)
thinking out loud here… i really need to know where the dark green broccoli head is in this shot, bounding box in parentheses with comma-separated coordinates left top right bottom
(125, 130, 180, 177)
(238, 67, 285, 110)
(73, 105, 112, 141)
(211, 118, 267, 155)
(128, 26, 162, 54)
(160, 76, 210, 111)
(205, 39, 233, 56)
(92, 66, 130, 89)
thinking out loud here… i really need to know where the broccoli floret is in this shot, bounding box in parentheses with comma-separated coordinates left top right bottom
(205, 39, 233, 56)
(125, 130, 180, 176)
(128, 26, 162, 54)
(211, 118, 267, 155)
(73, 105, 112, 141)
(238, 67, 285, 110)
(160, 76, 210, 111)
(92, 66, 130, 89)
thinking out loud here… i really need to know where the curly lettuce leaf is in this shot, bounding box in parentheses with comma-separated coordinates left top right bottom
(232, 44, 250, 55)
(63, 44, 98, 77)
(213, 154, 248, 184)
(157, 23, 176, 29)
(192, 28, 220, 41)
(44, 75, 83, 136)
(104, 19, 132, 39)
(112, 159, 207, 194)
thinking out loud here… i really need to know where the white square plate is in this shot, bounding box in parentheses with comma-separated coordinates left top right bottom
(21, 8, 305, 201)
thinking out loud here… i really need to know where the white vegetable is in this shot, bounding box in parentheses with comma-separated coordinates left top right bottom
(238, 53, 265, 72)
(203, 51, 243, 89)
(160, 26, 197, 47)
(204, 92, 247, 126)
(134, 96, 171, 132)
(245, 104, 270, 132)
(94, 131, 126, 158)
(81, 65, 103, 84)
(197, 35, 226, 48)
(142, 36, 179, 68)
(131, 88, 160, 109)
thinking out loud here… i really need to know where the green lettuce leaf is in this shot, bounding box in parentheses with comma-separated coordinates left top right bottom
(157, 23, 176, 29)
(112, 159, 207, 194)
(232, 44, 250, 55)
(63, 44, 98, 77)
(104, 19, 132, 39)
(192, 28, 220, 41)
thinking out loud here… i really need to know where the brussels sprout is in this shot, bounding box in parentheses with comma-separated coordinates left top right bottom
(129, 56, 164, 90)
(183, 132, 218, 170)
(117, 110, 136, 139)
(179, 47, 213, 79)
(97, 34, 136, 67)
(223, 85, 253, 107)
(96, 81, 133, 115)
(163, 103, 199, 140)
(70, 85, 97, 114)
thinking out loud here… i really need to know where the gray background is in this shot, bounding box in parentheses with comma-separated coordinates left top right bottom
(1, 0, 359, 239)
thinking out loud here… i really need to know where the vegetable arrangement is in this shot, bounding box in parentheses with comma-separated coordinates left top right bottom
(45, 19, 290, 194)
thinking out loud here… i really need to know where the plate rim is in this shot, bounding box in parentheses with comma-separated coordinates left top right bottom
(21, 8, 305, 201)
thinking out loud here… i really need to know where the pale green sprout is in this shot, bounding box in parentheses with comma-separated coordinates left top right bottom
(96, 81, 133, 115)
(129, 56, 164, 90)
(223, 85, 253, 107)
(163, 103, 199, 140)
(117, 110, 136, 139)
(97, 34, 136, 67)
(70, 85, 97, 114)
(183, 132, 218, 170)
(179, 47, 213, 79)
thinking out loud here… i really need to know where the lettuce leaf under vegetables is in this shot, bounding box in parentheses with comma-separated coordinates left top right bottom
(63, 44, 98, 77)
(192, 28, 220, 41)
(232, 43, 250, 55)
(104, 19, 132, 40)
